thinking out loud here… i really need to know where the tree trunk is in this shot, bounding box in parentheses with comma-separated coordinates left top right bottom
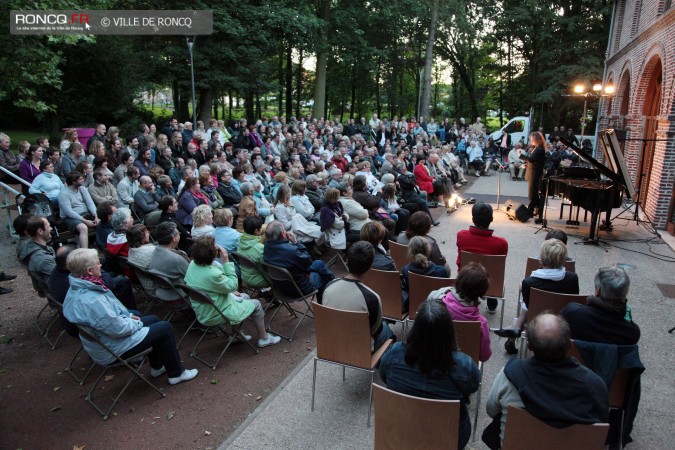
(198, 88, 213, 124)
(421, 0, 439, 119)
(312, 0, 330, 119)
(285, 42, 293, 119)
(350, 65, 356, 120)
(255, 93, 261, 120)
(245, 89, 254, 122)
(213, 95, 218, 120)
(296, 47, 303, 118)
(375, 59, 381, 117)
(277, 45, 284, 116)
(228, 90, 233, 122)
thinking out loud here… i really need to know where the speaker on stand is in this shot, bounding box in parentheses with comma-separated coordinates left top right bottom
(502, 199, 532, 223)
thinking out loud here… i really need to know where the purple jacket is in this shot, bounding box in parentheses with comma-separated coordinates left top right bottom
(443, 289, 492, 362)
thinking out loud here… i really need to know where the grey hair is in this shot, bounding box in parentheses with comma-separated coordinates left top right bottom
(111, 208, 132, 231)
(240, 182, 253, 196)
(381, 173, 395, 184)
(265, 220, 285, 241)
(66, 248, 99, 277)
(595, 266, 630, 302)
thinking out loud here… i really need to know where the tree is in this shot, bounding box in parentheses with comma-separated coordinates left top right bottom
(420, 0, 439, 119)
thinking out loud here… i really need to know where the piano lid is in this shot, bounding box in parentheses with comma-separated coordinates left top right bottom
(556, 135, 626, 189)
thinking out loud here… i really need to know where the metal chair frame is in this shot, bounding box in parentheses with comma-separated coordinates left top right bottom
(148, 273, 198, 349)
(262, 262, 317, 341)
(230, 251, 277, 312)
(25, 268, 65, 349)
(75, 323, 166, 420)
(179, 283, 259, 370)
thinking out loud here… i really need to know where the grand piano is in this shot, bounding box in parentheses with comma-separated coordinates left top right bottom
(548, 135, 628, 244)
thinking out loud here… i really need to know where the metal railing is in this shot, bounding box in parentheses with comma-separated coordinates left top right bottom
(0, 166, 28, 240)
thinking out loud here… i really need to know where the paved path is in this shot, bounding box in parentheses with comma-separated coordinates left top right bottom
(223, 174, 675, 450)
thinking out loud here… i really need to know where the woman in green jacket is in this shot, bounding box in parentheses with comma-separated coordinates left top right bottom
(184, 235, 280, 348)
(236, 215, 270, 289)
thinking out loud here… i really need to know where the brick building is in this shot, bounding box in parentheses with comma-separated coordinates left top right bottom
(597, 0, 675, 233)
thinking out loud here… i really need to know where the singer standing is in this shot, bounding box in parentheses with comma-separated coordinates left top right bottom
(518, 131, 547, 224)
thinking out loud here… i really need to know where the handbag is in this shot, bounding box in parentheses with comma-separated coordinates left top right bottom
(370, 206, 391, 220)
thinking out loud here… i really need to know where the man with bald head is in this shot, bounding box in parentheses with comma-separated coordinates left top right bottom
(482, 313, 608, 449)
(133, 175, 161, 221)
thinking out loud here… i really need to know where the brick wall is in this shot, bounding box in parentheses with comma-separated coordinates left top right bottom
(598, 4, 675, 229)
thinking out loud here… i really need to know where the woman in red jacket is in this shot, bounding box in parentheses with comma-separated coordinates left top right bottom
(414, 155, 435, 196)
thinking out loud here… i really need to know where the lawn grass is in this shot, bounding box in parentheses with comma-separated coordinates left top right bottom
(3, 130, 44, 148)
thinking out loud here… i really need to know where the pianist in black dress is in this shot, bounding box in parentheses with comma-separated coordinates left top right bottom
(518, 131, 547, 224)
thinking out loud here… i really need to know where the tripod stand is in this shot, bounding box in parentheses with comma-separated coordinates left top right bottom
(534, 176, 551, 235)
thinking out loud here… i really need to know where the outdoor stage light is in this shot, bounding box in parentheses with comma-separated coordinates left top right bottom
(570, 81, 615, 143)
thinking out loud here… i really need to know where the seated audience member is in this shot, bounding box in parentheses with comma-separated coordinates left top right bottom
(127, 224, 156, 294)
(190, 204, 215, 239)
(112, 152, 134, 186)
(184, 236, 281, 348)
(456, 201, 508, 313)
(380, 299, 480, 450)
(88, 167, 118, 206)
(216, 169, 242, 208)
(18, 216, 56, 282)
(176, 177, 209, 227)
(199, 172, 224, 209)
(62, 248, 198, 385)
(322, 241, 394, 350)
(237, 216, 270, 289)
(397, 164, 438, 225)
(13, 214, 31, 258)
(29, 160, 64, 206)
(483, 313, 608, 450)
(116, 166, 140, 209)
(290, 180, 318, 221)
(273, 184, 323, 245)
(544, 229, 573, 260)
(106, 208, 134, 257)
(494, 239, 579, 355)
(561, 266, 640, 345)
(305, 174, 325, 211)
(398, 211, 451, 274)
(236, 182, 258, 233)
(251, 179, 273, 220)
(58, 171, 98, 248)
(263, 220, 334, 301)
(413, 155, 435, 198)
(319, 188, 350, 249)
(146, 221, 189, 298)
(0, 132, 20, 179)
(508, 146, 525, 180)
(158, 195, 191, 249)
(360, 221, 396, 271)
(401, 236, 450, 313)
(95, 201, 116, 249)
(337, 182, 372, 233)
(156, 174, 176, 199)
(213, 208, 241, 253)
(133, 176, 161, 222)
(49, 244, 136, 310)
(442, 262, 492, 362)
(381, 183, 410, 234)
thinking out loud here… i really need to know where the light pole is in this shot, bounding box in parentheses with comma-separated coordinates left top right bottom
(186, 37, 197, 126)
(572, 82, 615, 145)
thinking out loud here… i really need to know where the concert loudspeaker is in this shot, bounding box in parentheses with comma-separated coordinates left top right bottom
(502, 199, 532, 222)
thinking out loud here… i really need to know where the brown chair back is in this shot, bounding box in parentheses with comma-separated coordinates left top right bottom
(373, 384, 460, 450)
(388, 240, 411, 272)
(453, 320, 481, 365)
(361, 269, 405, 320)
(527, 288, 588, 323)
(408, 272, 455, 320)
(313, 301, 373, 369)
(502, 405, 609, 450)
(525, 257, 576, 277)
(460, 252, 506, 298)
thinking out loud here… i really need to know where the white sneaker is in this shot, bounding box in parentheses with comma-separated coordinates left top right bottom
(150, 366, 166, 378)
(168, 368, 199, 385)
(258, 334, 281, 348)
(234, 332, 252, 342)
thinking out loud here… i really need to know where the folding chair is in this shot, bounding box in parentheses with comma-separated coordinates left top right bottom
(325, 245, 349, 271)
(460, 251, 507, 328)
(517, 257, 576, 315)
(25, 268, 65, 350)
(519, 288, 588, 356)
(230, 251, 275, 311)
(117, 256, 156, 313)
(148, 273, 198, 349)
(373, 383, 460, 450)
(361, 268, 408, 337)
(453, 320, 483, 441)
(311, 302, 393, 427)
(408, 272, 455, 320)
(387, 240, 411, 272)
(65, 344, 96, 386)
(502, 405, 609, 450)
(180, 283, 259, 370)
(262, 262, 317, 341)
(75, 323, 166, 420)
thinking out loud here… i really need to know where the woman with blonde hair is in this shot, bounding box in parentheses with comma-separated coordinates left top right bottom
(274, 184, 323, 245)
(213, 208, 241, 253)
(493, 238, 579, 354)
(190, 204, 215, 239)
(60, 129, 78, 153)
(290, 180, 317, 221)
(400, 236, 450, 313)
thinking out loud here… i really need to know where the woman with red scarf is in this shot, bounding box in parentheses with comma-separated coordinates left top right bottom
(176, 177, 210, 226)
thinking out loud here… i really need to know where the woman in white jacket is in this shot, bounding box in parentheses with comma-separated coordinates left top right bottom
(337, 183, 371, 232)
(289, 180, 318, 222)
(273, 185, 322, 244)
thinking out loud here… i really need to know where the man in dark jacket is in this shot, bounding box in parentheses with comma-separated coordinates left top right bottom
(483, 313, 608, 450)
(263, 221, 333, 300)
